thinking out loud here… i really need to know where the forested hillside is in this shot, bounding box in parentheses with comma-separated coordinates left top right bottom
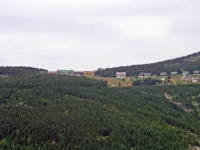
(95, 51, 200, 77)
(0, 66, 47, 75)
(0, 73, 200, 149)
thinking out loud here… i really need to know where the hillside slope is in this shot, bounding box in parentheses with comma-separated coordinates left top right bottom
(0, 74, 200, 149)
(95, 51, 200, 77)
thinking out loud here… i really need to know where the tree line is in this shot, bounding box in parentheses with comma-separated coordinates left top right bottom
(0, 66, 47, 75)
(95, 51, 200, 77)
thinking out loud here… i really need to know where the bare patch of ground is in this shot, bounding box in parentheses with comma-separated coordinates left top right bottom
(164, 93, 193, 113)
(190, 146, 200, 150)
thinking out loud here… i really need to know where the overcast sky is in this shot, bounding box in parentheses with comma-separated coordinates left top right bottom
(0, 0, 200, 71)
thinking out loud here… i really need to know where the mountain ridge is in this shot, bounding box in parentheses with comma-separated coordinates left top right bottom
(95, 51, 200, 77)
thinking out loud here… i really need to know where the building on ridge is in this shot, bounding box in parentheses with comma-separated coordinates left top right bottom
(116, 72, 126, 79)
(193, 71, 200, 75)
(160, 72, 167, 76)
(171, 72, 178, 76)
(182, 71, 190, 76)
(139, 72, 151, 78)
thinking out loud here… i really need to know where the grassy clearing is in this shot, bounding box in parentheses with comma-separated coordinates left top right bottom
(171, 75, 182, 85)
(171, 75, 200, 85)
(85, 74, 133, 87)
(85, 74, 200, 86)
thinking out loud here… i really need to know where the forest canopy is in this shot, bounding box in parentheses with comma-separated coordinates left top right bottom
(0, 72, 200, 149)
(95, 51, 200, 77)
(0, 66, 47, 75)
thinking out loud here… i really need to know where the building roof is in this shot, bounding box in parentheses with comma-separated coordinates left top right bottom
(160, 72, 167, 76)
(193, 71, 200, 74)
(182, 71, 189, 74)
(59, 70, 69, 73)
(139, 72, 151, 76)
(171, 72, 177, 75)
(116, 72, 126, 78)
(143, 73, 151, 76)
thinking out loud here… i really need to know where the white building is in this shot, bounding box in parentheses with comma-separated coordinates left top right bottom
(116, 72, 126, 79)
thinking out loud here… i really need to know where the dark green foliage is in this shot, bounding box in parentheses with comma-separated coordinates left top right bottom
(95, 51, 200, 77)
(0, 66, 47, 75)
(133, 78, 161, 86)
(0, 74, 200, 149)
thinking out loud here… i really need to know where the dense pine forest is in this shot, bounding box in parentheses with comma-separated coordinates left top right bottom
(0, 66, 47, 75)
(95, 51, 200, 77)
(0, 71, 200, 149)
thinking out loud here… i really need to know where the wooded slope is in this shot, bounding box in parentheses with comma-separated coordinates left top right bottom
(95, 51, 200, 77)
(0, 74, 200, 149)
(0, 66, 47, 75)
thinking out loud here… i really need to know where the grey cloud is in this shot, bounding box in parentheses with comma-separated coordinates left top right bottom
(1, 0, 200, 70)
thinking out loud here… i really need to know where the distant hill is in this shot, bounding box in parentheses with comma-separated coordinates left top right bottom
(0, 66, 47, 75)
(95, 51, 200, 77)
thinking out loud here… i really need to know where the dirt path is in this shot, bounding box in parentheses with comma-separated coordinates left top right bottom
(164, 93, 192, 113)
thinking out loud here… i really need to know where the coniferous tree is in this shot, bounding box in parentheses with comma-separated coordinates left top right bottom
(0, 72, 200, 149)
